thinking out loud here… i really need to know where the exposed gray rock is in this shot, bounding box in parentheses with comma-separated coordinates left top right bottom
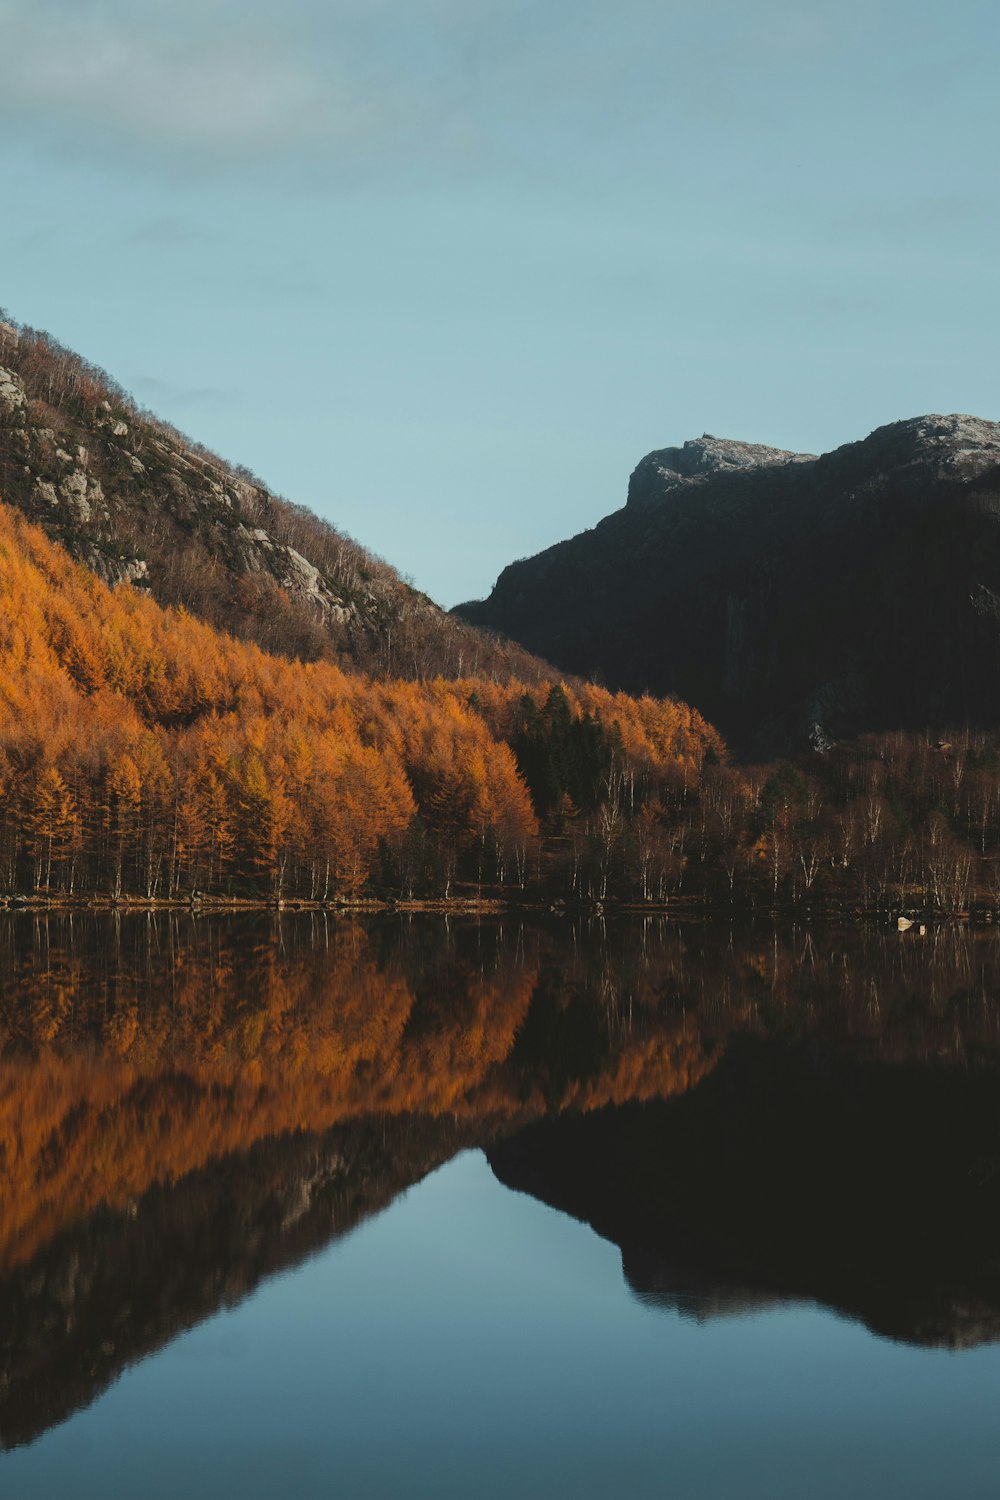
(0, 315, 557, 685)
(59, 470, 92, 523)
(281, 547, 324, 604)
(82, 547, 150, 589)
(627, 433, 815, 507)
(0, 367, 25, 412)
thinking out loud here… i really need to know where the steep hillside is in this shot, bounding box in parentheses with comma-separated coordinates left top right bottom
(0, 314, 550, 682)
(456, 420, 1000, 754)
(0, 504, 720, 900)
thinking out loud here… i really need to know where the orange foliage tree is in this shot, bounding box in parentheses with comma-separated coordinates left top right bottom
(0, 505, 721, 899)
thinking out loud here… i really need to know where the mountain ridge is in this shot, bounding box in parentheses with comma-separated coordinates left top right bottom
(0, 313, 554, 683)
(625, 432, 815, 506)
(456, 413, 1000, 755)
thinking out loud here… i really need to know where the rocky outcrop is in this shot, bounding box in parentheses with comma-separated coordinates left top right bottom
(0, 366, 25, 413)
(456, 414, 1000, 755)
(0, 355, 370, 636)
(625, 433, 814, 507)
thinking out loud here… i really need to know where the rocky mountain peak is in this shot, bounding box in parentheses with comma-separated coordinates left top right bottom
(843, 413, 1000, 483)
(626, 433, 816, 508)
(456, 407, 1000, 755)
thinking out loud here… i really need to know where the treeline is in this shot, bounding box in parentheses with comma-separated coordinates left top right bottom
(472, 709, 1000, 917)
(0, 506, 717, 900)
(5, 500, 1000, 912)
(525, 728, 1000, 915)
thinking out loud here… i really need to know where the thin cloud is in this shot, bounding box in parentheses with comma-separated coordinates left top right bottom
(124, 218, 215, 247)
(0, 0, 375, 163)
(0, 0, 587, 176)
(130, 373, 239, 410)
(839, 194, 998, 234)
(0, 0, 984, 190)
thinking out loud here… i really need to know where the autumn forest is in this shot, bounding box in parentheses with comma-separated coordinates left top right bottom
(3, 313, 1000, 919)
(0, 503, 722, 902)
(0, 496, 999, 913)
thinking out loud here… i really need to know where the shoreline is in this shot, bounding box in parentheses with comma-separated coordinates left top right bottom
(0, 893, 994, 925)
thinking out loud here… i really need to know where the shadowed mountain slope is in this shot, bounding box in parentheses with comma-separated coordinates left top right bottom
(456, 418, 1000, 755)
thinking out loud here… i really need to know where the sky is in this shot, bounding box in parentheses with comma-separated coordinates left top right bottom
(2, 0, 999, 606)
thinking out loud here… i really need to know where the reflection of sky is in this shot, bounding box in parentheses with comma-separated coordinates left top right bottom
(5, 1149, 999, 1499)
(2, 2, 999, 605)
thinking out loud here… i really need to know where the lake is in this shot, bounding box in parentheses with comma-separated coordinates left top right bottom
(1, 912, 999, 1497)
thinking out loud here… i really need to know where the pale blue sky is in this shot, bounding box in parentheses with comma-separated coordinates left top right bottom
(2, 0, 998, 604)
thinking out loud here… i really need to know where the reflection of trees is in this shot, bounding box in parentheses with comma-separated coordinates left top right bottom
(4, 913, 1000, 1445)
(5, 914, 1000, 1286)
(0, 914, 716, 1280)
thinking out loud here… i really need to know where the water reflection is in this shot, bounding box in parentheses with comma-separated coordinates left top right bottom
(2, 912, 1000, 1448)
(490, 1035, 1000, 1351)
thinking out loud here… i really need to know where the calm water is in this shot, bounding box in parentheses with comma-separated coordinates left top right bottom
(2, 913, 1000, 1497)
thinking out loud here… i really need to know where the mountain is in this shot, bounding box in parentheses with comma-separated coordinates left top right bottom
(0, 314, 550, 682)
(455, 418, 1000, 755)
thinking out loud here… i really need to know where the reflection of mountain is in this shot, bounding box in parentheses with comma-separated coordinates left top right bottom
(5, 914, 1000, 1447)
(621, 1253, 792, 1323)
(489, 1037, 1000, 1351)
(0, 1117, 469, 1451)
(0, 913, 712, 1449)
(0, 913, 712, 1283)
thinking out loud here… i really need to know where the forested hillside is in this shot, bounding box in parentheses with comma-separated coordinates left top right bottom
(0, 505, 718, 900)
(4, 497, 1000, 912)
(0, 313, 552, 682)
(6, 314, 1000, 914)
